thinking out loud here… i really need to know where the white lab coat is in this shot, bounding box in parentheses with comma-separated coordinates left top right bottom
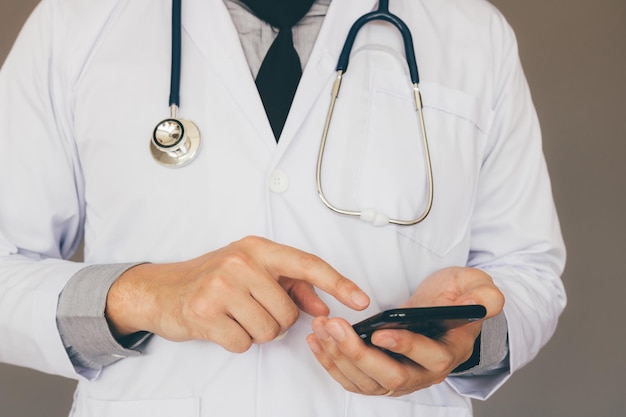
(0, 0, 566, 416)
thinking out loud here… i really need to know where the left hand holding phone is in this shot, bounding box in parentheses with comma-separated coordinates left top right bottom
(306, 267, 505, 397)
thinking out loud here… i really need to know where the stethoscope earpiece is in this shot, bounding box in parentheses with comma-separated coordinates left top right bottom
(151, 115, 201, 168)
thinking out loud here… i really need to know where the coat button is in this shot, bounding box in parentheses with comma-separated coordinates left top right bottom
(268, 169, 289, 193)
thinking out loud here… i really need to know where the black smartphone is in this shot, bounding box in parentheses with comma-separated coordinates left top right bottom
(352, 305, 487, 344)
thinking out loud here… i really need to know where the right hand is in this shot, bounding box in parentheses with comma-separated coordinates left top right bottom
(105, 236, 370, 353)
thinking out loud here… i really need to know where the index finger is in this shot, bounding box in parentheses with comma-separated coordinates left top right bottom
(259, 238, 370, 311)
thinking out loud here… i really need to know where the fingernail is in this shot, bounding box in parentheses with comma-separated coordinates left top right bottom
(274, 331, 289, 341)
(351, 291, 370, 308)
(327, 321, 346, 341)
(313, 320, 330, 340)
(374, 335, 397, 349)
(307, 336, 322, 354)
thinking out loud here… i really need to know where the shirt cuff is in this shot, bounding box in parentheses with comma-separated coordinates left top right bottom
(451, 311, 510, 376)
(56, 263, 151, 376)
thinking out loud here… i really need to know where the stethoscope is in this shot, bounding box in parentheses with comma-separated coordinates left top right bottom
(316, 0, 433, 226)
(151, 0, 433, 225)
(151, 0, 200, 168)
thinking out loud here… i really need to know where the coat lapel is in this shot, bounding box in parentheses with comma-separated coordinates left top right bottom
(184, 0, 275, 148)
(182, 0, 378, 150)
(279, 0, 378, 147)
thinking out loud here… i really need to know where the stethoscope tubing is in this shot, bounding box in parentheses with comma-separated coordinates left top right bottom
(336, 0, 420, 84)
(169, 0, 182, 108)
(154, 0, 434, 225)
(150, 0, 201, 168)
(316, 0, 434, 226)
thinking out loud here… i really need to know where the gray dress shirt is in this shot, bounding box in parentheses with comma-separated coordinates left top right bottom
(56, 0, 508, 377)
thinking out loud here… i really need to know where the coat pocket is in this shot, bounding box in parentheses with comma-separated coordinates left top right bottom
(319, 44, 492, 257)
(73, 397, 200, 417)
(390, 81, 493, 257)
(346, 395, 472, 417)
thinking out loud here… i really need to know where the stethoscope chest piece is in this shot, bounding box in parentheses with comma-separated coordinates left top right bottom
(151, 0, 200, 168)
(151, 113, 201, 168)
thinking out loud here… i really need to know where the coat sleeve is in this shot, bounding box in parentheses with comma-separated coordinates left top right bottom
(0, 0, 88, 380)
(446, 9, 567, 400)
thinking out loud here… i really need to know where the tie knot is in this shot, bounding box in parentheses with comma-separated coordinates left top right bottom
(241, 0, 316, 29)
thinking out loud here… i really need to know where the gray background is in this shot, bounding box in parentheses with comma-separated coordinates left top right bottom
(1, 0, 624, 416)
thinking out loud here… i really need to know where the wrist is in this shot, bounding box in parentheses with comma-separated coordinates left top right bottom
(105, 263, 156, 339)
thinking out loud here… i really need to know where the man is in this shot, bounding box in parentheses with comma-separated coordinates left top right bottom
(0, 0, 566, 415)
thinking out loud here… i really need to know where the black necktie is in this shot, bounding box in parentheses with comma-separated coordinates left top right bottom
(241, 0, 316, 140)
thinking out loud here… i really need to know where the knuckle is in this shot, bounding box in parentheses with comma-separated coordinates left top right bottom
(185, 292, 213, 320)
(430, 352, 456, 374)
(190, 276, 232, 313)
(433, 374, 447, 385)
(205, 273, 230, 293)
(282, 305, 300, 328)
(298, 252, 324, 272)
(359, 380, 382, 394)
(323, 341, 343, 361)
(225, 335, 253, 353)
(347, 344, 368, 363)
(238, 235, 267, 247)
(316, 352, 338, 371)
(255, 325, 281, 343)
(486, 286, 506, 312)
(222, 251, 254, 272)
(386, 371, 410, 391)
(345, 386, 361, 394)
(229, 343, 252, 354)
